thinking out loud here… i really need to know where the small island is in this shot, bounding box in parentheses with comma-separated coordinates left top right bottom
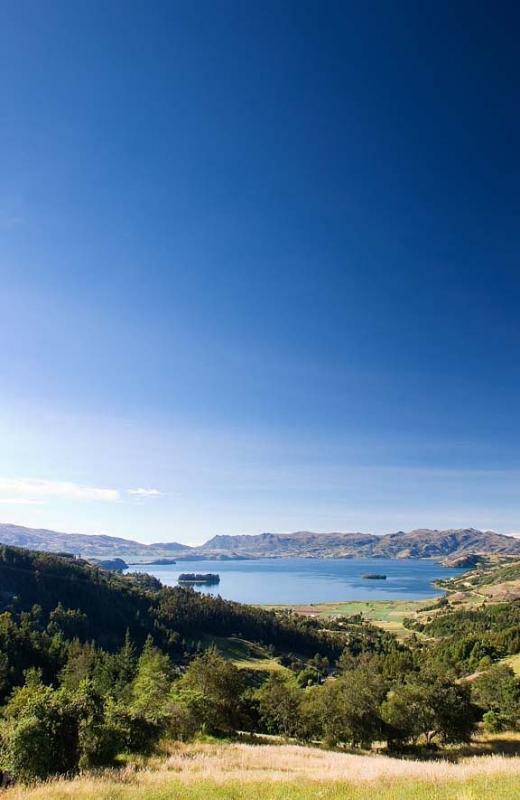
(93, 557, 128, 572)
(362, 573, 387, 580)
(178, 572, 220, 585)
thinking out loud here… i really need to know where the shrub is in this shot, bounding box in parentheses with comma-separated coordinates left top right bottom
(0, 684, 79, 782)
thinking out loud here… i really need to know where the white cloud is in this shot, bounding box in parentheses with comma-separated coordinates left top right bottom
(127, 488, 162, 498)
(0, 478, 120, 502)
(0, 478, 163, 506)
(0, 498, 46, 505)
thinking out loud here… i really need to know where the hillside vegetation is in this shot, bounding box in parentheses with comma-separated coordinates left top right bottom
(0, 545, 518, 792)
(435, 556, 520, 603)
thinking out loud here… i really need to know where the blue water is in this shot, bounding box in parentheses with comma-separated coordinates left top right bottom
(125, 558, 459, 604)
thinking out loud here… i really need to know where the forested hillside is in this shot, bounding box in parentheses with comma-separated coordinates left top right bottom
(0, 545, 519, 788)
(0, 544, 383, 671)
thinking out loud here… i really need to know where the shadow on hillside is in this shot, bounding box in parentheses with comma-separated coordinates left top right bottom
(383, 736, 520, 762)
(457, 737, 520, 758)
(236, 731, 520, 761)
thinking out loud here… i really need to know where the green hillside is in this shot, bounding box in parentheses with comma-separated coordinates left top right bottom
(0, 544, 518, 792)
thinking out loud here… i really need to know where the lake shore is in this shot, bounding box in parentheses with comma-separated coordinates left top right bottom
(125, 557, 456, 605)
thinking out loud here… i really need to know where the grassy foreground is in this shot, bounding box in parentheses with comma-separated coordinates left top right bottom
(6, 742, 520, 800)
(8, 776, 519, 800)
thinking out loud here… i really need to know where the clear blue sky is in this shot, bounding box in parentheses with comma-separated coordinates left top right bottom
(1, 1, 519, 543)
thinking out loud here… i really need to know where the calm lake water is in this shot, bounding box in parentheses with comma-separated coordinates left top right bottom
(125, 558, 459, 604)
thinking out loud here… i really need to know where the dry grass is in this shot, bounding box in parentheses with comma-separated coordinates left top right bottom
(195, 635, 287, 673)
(503, 653, 520, 675)
(479, 579, 520, 601)
(151, 740, 520, 782)
(5, 741, 520, 800)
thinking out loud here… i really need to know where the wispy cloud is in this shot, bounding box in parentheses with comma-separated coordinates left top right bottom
(0, 478, 119, 502)
(127, 488, 162, 498)
(0, 478, 163, 506)
(0, 498, 46, 506)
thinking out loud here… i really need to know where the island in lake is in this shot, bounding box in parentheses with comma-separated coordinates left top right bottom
(178, 572, 220, 585)
(362, 573, 387, 580)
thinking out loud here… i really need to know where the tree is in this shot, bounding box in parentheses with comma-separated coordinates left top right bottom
(130, 636, 173, 724)
(59, 640, 99, 690)
(382, 674, 476, 746)
(256, 673, 303, 738)
(317, 668, 385, 748)
(382, 683, 436, 746)
(175, 647, 245, 735)
(472, 665, 520, 730)
(429, 678, 476, 743)
(47, 604, 88, 640)
(113, 629, 137, 698)
(73, 680, 123, 768)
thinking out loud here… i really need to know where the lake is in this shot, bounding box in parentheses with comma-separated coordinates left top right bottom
(125, 558, 459, 604)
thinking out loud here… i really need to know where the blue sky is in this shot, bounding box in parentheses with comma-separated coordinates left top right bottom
(1, 1, 519, 543)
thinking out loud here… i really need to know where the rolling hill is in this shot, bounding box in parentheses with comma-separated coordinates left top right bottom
(0, 522, 520, 562)
(0, 523, 190, 560)
(199, 531, 378, 557)
(198, 528, 520, 559)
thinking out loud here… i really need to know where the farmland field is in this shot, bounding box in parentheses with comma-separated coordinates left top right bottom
(267, 598, 432, 638)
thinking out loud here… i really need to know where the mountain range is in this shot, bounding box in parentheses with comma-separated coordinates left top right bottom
(0, 522, 519, 562)
(0, 523, 190, 560)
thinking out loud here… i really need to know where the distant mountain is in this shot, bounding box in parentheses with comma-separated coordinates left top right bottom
(199, 528, 520, 560)
(0, 522, 519, 562)
(369, 528, 520, 559)
(0, 523, 190, 560)
(148, 541, 193, 553)
(200, 531, 378, 558)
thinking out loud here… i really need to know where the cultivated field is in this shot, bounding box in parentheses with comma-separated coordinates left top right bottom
(7, 740, 520, 800)
(268, 599, 431, 638)
(269, 558, 520, 640)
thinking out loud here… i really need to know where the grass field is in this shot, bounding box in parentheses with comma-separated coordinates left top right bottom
(267, 599, 432, 638)
(195, 634, 288, 672)
(502, 653, 520, 676)
(6, 741, 520, 800)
